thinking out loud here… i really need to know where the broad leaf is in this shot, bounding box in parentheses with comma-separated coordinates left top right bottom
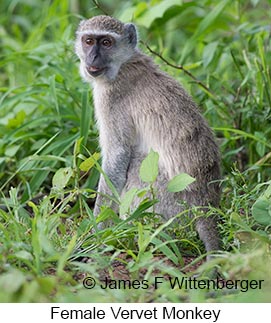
(139, 149, 159, 183)
(252, 198, 271, 226)
(167, 173, 195, 193)
(52, 167, 73, 189)
(252, 183, 271, 225)
(120, 188, 138, 217)
(79, 152, 100, 172)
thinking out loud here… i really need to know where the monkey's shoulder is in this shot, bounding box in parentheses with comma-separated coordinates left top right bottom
(124, 53, 197, 104)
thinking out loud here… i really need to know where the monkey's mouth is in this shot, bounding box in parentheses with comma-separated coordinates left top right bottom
(86, 65, 105, 77)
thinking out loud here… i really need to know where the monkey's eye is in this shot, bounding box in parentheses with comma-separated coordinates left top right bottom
(85, 37, 95, 46)
(101, 38, 113, 48)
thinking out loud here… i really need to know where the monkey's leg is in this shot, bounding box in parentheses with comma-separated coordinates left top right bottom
(94, 148, 131, 229)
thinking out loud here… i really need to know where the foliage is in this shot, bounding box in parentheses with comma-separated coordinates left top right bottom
(0, 0, 271, 302)
(252, 182, 271, 225)
(167, 173, 196, 193)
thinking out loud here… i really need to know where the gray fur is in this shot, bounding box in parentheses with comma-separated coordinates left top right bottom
(75, 16, 221, 258)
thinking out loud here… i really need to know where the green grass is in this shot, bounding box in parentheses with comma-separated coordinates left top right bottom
(0, 0, 271, 302)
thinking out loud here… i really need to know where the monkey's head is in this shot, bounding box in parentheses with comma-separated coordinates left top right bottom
(75, 15, 138, 82)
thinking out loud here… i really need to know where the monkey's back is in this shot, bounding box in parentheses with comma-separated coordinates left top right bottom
(123, 52, 220, 207)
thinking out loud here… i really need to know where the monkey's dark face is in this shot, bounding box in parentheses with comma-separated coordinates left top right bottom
(75, 22, 138, 82)
(81, 34, 115, 78)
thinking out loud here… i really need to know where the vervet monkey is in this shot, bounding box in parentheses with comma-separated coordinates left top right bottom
(75, 15, 221, 257)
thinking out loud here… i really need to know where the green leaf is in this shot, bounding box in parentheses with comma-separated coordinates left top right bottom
(265, 183, 271, 197)
(74, 137, 84, 156)
(7, 110, 26, 128)
(119, 2, 148, 22)
(118, 7, 137, 23)
(57, 234, 77, 276)
(139, 149, 159, 183)
(49, 75, 59, 117)
(52, 167, 73, 189)
(137, 0, 182, 28)
(251, 0, 261, 7)
(97, 207, 119, 224)
(256, 142, 266, 157)
(255, 131, 266, 157)
(181, 0, 230, 62)
(120, 187, 138, 216)
(5, 144, 21, 157)
(203, 41, 218, 67)
(167, 173, 196, 193)
(80, 89, 92, 147)
(152, 237, 179, 265)
(252, 198, 271, 226)
(79, 152, 100, 172)
(14, 250, 33, 261)
(252, 183, 271, 226)
(194, 0, 230, 37)
(0, 270, 26, 293)
(37, 276, 58, 295)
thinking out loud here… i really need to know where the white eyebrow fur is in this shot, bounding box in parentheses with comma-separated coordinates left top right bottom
(76, 30, 122, 39)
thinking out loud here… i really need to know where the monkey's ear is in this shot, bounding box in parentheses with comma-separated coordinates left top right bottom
(124, 23, 137, 48)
